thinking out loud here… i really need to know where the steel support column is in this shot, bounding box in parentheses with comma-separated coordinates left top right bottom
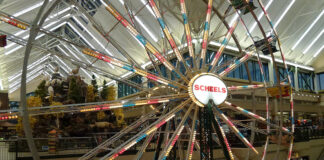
(20, 1, 59, 159)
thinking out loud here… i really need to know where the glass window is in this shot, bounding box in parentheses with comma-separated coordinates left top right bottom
(318, 73, 324, 91)
(216, 54, 269, 82)
(298, 71, 314, 91)
(118, 75, 142, 98)
(274, 66, 295, 87)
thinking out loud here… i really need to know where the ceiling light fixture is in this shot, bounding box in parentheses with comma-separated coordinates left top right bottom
(100, 0, 108, 7)
(303, 29, 324, 54)
(54, 55, 72, 72)
(13, 2, 43, 17)
(47, 66, 55, 73)
(107, 80, 116, 86)
(313, 45, 324, 58)
(71, 45, 92, 64)
(8, 54, 50, 81)
(121, 72, 132, 78)
(80, 68, 92, 79)
(67, 21, 114, 69)
(67, 22, 95, 48)
(72, 17, 114, 56)
(60, 45, 82, 61)
(140, 0, 156, 17)
(9, 71, 43, 93)
(274, 0, 295, 29)
(134, 16, 158, 42)
(9, 65, 44, 88)
(115, 0, 157, 42)
(258, 54, 314, 71)
(5, 10, 70, 50)
(209, 40, 314, 71)
(209, 41, 239, 52)
(291, 9, 324, 50)
(5, 21, 68, 55)
(12, 0, 54, 17)
(57, 46, 69, 56)
(57, 46, 93, 79)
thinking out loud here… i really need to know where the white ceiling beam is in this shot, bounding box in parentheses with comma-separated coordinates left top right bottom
(303, 29, 324, 54)
(313, 45, 324, 58)
(8, 54, 50, 82)
(291, 9, 324, 50)
(66, 21, 115, 69)
(5, 7, 71, 50)
(5, 18, 69, 55)
(9, 71, 44, 93)
(274, 0, 296, 29)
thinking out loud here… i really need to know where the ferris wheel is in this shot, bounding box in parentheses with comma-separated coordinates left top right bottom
(0, 0, 295, 159)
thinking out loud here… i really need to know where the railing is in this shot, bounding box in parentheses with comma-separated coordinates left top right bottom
(3, 137, 96, 159)
(294, 127, 324, 142)
(0, 127, 322, 159)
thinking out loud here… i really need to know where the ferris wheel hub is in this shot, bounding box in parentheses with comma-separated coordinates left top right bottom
(188, 73, 228, 107)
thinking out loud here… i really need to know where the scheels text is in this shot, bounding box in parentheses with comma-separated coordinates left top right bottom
(194, 85, 226, 93)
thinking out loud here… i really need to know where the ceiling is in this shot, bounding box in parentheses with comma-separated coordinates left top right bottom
(0, 0, 323, 96)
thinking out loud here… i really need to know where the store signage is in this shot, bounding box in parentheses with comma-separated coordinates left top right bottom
(189, 73, 227, 106)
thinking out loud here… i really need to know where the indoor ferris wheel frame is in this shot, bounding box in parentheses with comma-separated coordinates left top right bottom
(0, 0, 295, 159)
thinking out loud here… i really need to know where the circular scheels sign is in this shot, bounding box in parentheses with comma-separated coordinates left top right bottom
(189, 73, 228, 107)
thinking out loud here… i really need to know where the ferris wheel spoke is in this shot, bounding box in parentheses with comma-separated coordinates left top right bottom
(179, 0, 195, 69)
(222, 101, 291, 134)
(230, 0, 282, 87)
(243, 1, 277, 59)
(100, 99, 191, 160)
(70, 0, 141, 68)
(287, 136, 294, 160)
(105, 3, 189, 84)
(0, 94, 187, 120)
(219, 51, 255, 77)
(210, 4, 243, 53)
(227, 84, 265, 91)
(158, 103, 194, 160)
(257, 0, 295, 140)
(257, 0, 292, 85)
(198, 0, 213, 70)
(118, 86, 168, 101)
(134, 131, 156, 160)
(231, 120, 268, 135)
(184, 121, 203, 156)
(208, 17, 240, 72)
(212, 113, 235, 160)
(147, 0, 192, 77)
(261, 136, 270, 160)
(78, 94, 188, 113)
(82, 48, 187, 89)
(80, 104, 166, 160)
(185, 105, 198, 160)
(213, 106, 259, 154)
